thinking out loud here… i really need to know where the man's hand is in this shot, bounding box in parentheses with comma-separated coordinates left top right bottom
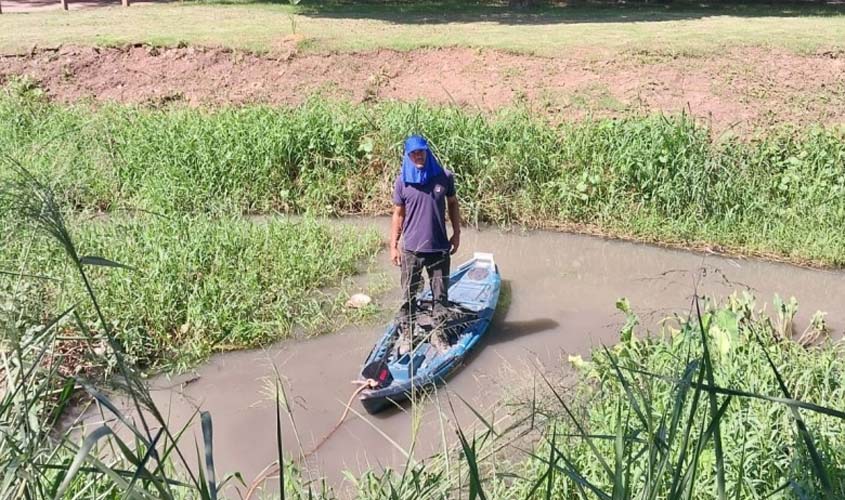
(447, 195, 461, 256)
(449, 232, 460, 255)
(390, 204, 405, 267)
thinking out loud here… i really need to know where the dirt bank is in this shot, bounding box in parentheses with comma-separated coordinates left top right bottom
(3, 44, 844, 132)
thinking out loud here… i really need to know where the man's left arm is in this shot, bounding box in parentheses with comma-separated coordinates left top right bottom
(447, 195, 461, 255)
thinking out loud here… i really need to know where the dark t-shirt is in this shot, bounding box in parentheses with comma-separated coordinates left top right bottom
(393, 170, 456, 253)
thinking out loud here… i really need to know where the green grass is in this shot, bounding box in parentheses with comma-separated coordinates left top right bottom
(2, 2, 845, 55)
(499, 295, 845, 498)
(1, 173, 224, 499)
(1, 212, 382, 369)
(3, 85, 845, 266)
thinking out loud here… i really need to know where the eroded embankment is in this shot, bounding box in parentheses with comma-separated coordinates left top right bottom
(3, 44, 844, 131)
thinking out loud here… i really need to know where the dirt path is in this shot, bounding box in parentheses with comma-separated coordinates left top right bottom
(3, 44, 844, 132)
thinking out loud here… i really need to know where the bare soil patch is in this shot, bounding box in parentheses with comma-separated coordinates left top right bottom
(3, 43, 844, 131)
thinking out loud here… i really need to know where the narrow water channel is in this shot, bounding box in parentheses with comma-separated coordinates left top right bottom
(93, 217, 845, 497)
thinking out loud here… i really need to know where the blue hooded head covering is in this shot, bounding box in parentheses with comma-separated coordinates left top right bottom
(402, 135, 443, 185)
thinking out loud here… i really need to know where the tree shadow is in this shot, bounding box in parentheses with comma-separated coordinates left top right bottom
(4, 0, 172, 11)
(208, 1, 845, 25)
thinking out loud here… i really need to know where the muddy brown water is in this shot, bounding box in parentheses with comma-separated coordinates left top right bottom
(80, 217, 845, 498)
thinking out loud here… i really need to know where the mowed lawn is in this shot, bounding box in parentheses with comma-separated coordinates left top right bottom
(3, 1, 845, 55)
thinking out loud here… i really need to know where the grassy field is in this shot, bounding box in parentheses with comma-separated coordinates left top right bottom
(3, 2, 845, 55)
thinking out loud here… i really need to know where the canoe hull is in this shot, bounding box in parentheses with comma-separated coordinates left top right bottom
(358, 252, 500, 414)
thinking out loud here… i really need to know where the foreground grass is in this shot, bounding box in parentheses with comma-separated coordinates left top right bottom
(3, 86, 845, 266)
(3, 2, 845, 55)
(500, 295, 845, 498)
(1, 212, 382, 369)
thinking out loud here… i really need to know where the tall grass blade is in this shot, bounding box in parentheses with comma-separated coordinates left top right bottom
(670, 355, 707, 498)
(523, 454, 550, 499)
(454, 391, 498, 438)
(680, 395, 733, 498)
(555, 451, 612, 500)
(76, 380, 151, 447)
(763, 481, 791, 498)
(104, 428, 174, 497)
(276, 379, 286, 500)
(48, 378, 76, 429)
(752, 330, 834, 494)
(734, 420, 748, 500)
(545, 425, 556, 500)
(530, 374, 537, 432)
(537, 369, 613, 477)
(647, 360, 698, 500)
(36, 463, 189, 486)
(0, 269, 61, 281)
(789, 481, 811, 500)
(201, 411, 218, 500)
(454, 423, 486, 500)
(601, 347, 648, 430)
(195, 440, 210, 500)
(680, 408, 711, 498)
(611, 403, 624, 500)
(623, 365, 845, 419)
(54, 425, 112, 499)
(78, 255, 136, 271)
(693, 298, 727, 500)
(125, 428, 167, 498)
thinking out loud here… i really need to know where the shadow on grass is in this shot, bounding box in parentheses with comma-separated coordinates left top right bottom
(192, 1, 845, 26)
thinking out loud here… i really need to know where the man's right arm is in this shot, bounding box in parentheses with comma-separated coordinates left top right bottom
(390, 204, 405, 266)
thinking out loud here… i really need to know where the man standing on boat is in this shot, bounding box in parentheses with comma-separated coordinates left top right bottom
(390, 135, 461, 355)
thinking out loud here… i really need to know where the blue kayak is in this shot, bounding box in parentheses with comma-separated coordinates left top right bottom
(358, 252, 501, 414)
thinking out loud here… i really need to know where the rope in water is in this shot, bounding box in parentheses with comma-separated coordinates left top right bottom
(243, 378, 378, 500)
(243, 310, 476, 498)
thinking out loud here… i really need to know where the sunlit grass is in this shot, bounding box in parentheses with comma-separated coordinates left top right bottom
(1, 211, 382, 369)
(2, 2, 844, 55)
